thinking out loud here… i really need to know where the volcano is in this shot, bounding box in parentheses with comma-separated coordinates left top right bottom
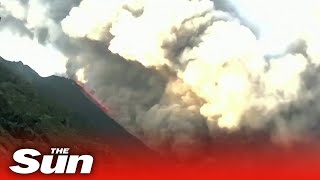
(0, 56, 159, 163)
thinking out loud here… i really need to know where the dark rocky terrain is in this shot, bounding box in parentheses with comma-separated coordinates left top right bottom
(0, 57, 159, 164)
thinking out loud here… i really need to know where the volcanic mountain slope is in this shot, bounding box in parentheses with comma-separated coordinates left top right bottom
(0, 56, 158, 163)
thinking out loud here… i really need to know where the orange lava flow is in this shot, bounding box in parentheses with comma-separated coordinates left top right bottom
(75, 81, 110, 114)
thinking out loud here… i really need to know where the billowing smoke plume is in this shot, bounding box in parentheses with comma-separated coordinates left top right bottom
(2, 0, 320, 159)
(0, 0, 82, 76)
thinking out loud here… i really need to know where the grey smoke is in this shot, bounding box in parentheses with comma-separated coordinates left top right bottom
(1, 0, 320, 161)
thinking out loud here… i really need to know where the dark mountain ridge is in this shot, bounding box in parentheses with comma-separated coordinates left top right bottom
(0, 56, 159, 162)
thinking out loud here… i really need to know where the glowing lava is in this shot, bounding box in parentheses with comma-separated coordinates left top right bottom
(75, 81, 111, 115)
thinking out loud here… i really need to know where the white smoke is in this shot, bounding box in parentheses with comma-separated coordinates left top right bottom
(2, 0, 320, 159)
(60, 0, 320, 153)
(0, 29, 67, 77)
(0, 0, 69, 77)
(0, 0, 27, 20)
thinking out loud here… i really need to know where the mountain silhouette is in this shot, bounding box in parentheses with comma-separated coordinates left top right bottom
(0, 56, 159, 163)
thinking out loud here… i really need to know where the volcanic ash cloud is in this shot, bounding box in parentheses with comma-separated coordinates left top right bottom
(2, 0, 316, 158)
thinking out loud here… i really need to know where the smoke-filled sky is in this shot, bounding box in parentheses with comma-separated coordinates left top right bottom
(1, 0, 320, 160)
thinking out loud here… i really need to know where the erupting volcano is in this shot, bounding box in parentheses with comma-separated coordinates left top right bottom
(75, 81, 111, 115)
(2, 0, 320, 178)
